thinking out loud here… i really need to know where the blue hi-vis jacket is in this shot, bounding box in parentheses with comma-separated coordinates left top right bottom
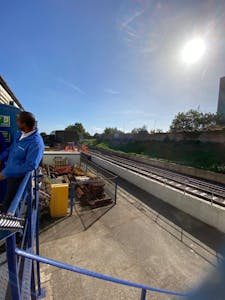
(0, 130, 44, 178)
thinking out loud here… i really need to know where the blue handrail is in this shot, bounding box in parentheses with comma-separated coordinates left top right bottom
(7, 172, 31, 215)
(15, 248, 188, 297)
(4, 170, 189, 300)
(5, 171, 42, 300)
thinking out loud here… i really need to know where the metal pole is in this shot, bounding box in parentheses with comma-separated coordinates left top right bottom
(36, 209, 42, 295)
(211, 193, 214, 207)
(6, 235, 21, 300)
(27, 174, 33, 248)
(34, 170, 43, 298)
(114, 178, 118, 205)
(31, 261, 37, 300)
(140, 289, 147, 300)
(69, 183, 74, 215)
(85, 159, 88, 173)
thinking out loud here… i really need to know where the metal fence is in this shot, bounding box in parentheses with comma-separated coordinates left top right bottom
(80, 153, 118, 205)
(1, 168, 188, 300)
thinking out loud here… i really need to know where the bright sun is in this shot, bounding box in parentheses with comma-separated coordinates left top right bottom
(182, 38, 205, 64)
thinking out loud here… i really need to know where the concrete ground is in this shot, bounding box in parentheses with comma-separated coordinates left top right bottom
(39, 179, 225, 300)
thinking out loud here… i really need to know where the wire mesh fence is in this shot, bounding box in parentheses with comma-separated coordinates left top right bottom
(78, 153, 118, 206)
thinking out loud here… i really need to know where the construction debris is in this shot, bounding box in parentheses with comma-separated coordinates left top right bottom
(39, 161, 112, 214)
(75, 178, 112, 208)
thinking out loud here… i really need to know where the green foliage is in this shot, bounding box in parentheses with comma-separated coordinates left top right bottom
(65, 122, 90, 139)
(103, 127, 122, 136)
(131, 125, 148, 135)
(150, 128, 163, 134)
(170, 110, 223, 132)
(82, 138, 97, 147)
(40, 132, 47, 137)
(91, 139, 225, 173)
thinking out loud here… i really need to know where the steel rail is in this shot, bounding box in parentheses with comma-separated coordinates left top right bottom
(89, 151, 225, 207)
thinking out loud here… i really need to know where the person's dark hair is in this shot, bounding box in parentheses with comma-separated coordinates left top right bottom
(18, 111, 36, 129)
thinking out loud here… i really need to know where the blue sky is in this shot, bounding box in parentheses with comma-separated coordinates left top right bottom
(1, 0, 225, 134)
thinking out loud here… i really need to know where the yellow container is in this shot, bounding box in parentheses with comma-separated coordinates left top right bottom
(50, 184, 69, 217)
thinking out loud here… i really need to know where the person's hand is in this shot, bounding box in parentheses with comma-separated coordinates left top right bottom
(0, 173, 5, 181)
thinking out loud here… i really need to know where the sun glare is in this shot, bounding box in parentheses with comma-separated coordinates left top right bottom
(182, 38, 206, 64)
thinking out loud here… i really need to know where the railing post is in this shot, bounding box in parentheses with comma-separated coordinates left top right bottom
(31, 261, 37, 300)
(36, 208, 42, 298)
(6, 235, 21, 300)
(69, 182, 75, 215)
(114, 178, 118, 205)
(27, 174, 33, 248)
(34, 170, 44, 298)
(140, 289, 147, 300)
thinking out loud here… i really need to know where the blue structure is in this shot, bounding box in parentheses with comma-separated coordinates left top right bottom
(0, 104, 22, 203)
(0, 104, 21, 146)
(0, 132, 7, 203)
(2, 170, 188, 300)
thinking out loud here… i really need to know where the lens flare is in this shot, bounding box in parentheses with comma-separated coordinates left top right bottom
(182, 38, 205, 64)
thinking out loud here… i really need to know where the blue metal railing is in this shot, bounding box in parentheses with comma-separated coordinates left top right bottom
(15, 248, 188, 298)
(4, 170, 188, 300)
(5, 170, 43, 300)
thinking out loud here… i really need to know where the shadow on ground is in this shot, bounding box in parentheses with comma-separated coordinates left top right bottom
(39, 203, 114, 243)
(118, 177, 225, 263)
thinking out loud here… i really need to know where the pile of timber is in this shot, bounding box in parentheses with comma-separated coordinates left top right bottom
(75, 178, 112, 208)
(41, 163, 112, 210)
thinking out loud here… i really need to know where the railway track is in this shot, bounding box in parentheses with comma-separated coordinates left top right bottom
(88, 150, 225, 208)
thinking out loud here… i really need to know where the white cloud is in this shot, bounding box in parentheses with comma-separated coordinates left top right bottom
(119, 10, 144, 39)
(117, 109, 155, 118)
(104, 88, 120, 95)
(58, 78, 85, 95)
(89, 126, 104, 135)
(121, 10, 144, 28)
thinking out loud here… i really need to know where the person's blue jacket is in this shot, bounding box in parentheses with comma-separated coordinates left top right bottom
(0, 132, 7, 157)
(0, 130, 44, 178)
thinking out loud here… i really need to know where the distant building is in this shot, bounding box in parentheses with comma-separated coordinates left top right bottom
(43, 130, 79, 147)
(54, 130, 79, 144)
(0, 75, 23, 109)
(217, 76, 225, 122)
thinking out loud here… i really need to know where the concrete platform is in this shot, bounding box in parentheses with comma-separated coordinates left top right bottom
(39, 180, 224, 300)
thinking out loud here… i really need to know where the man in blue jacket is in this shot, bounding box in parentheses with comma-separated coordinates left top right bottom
(0, 111, 44, 213)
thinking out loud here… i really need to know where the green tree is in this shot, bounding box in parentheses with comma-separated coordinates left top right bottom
(170, 110, 223, 132)
(131, 125, 148, 135)
(65, 122, 90, 138)
(104, 127, 122, 136)
(40, 132, 47, 137)
(150, 128, 163, 134)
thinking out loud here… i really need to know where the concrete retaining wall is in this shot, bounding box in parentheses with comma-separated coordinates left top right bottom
(92, 155, 225, 233)
(95, 148, 225, 185)
(43, 151, 80, 165)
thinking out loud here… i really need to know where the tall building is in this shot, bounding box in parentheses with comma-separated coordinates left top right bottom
(217, 76, 225, 122)
(0, 75, 23, 109)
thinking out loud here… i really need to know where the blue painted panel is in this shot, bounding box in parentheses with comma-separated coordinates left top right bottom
(0, 104, 21, 146)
